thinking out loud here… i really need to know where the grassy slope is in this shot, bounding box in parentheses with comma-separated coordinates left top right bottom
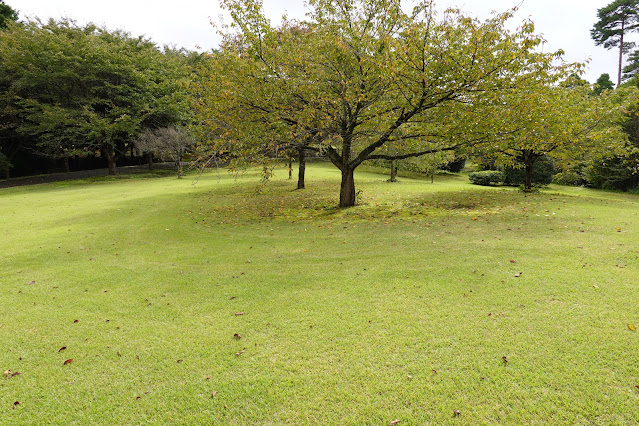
(1, 164, 638, 424)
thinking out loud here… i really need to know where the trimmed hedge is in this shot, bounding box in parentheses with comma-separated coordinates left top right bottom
(468, 170, 504, 186)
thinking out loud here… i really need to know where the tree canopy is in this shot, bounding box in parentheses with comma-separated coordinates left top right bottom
(193, 0, 577, 207)
(481, 84, 628, 190)
(594, 73, 616, 95)
(0, 19, 193, 176)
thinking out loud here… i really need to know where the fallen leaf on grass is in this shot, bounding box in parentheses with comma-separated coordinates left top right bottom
(390, 420, 400, 425)
(235, 349, 245, 356)
(514, 272, 522, 278)
(453, 410, 461, 417)
(628, 324, 637, 331)
(10, 372, 21, 378)
(177, 359, 183, 363)
(233, 333, 242, 340)
(63, 359, 73, 365)
(211, 391, 217, 397)
(73, 320, 79, 323)
(235, 312, 245, 316)
(117, 352, 122, 357)
(509, 260, 516, 264)
(4, 369, 11, 377)
(27, 281, 35, 285)
(502, 356, 508, 364)
(205, 376, 212, 381)
(13, 401, 19, 409)
(58, 347, 67, 352)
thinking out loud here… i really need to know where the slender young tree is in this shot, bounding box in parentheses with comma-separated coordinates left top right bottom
(591, 0, 639, 86)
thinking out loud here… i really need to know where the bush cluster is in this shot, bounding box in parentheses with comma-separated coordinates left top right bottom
(468, 170, 504, 186)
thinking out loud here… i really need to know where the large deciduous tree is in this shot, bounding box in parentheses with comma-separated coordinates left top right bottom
(481, 85, 628, 191)
(193, 0, 572, 207)
(591, 0, 639, 87)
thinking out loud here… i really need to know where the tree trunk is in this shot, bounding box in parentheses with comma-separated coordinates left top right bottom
(389, 160, 397, 182)
(524, 161, 534, 191)
(297, 147, 306, 189)
(288, 157, 293, 180)
(339, 168, 356, 207)
(64, 156, 70, 173)
(618, 17, 625, 87)
(101, 145, 117, 175)
(147, 152, 153, 170)
(176, 150, 183, 179)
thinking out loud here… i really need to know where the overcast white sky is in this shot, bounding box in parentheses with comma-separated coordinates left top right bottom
(11, 0, 625, 83)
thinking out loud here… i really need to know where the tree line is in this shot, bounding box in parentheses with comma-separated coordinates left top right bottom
(0, 2, 199, 179)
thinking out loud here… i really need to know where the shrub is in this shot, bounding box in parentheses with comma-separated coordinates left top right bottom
(552, 171, 587, 186)
(469, 170, 504, 186)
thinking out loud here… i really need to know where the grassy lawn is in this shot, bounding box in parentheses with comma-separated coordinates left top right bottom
(1, 163, 639, 424)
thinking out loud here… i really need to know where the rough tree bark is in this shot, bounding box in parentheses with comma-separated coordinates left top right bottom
(101, 144, 118, 175)
(339, 168, 356, 207)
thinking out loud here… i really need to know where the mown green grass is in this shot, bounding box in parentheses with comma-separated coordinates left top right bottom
(1, 163, 639, 424)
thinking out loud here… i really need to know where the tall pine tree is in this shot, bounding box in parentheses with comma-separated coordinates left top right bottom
(591, 0, 639, 86)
